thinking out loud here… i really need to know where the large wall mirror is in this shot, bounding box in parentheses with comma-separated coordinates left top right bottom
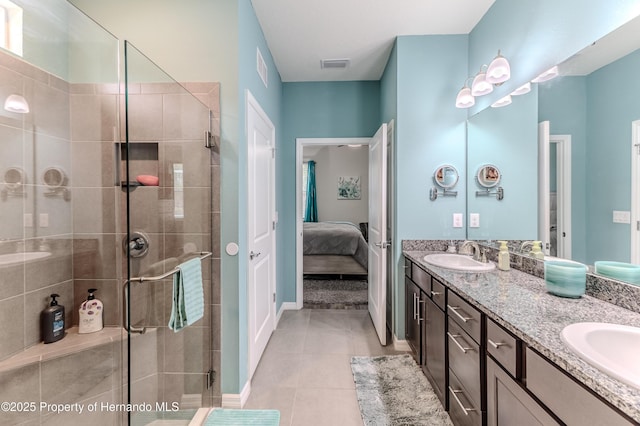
(467, 14, 640, 271)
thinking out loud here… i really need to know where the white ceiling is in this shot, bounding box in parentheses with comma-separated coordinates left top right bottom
(251, 0, 496, 82)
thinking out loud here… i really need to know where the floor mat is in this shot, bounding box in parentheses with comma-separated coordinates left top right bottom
(304, 278, 368, 309)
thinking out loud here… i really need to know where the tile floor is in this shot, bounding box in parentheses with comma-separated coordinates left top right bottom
(244, 309, 408, 426)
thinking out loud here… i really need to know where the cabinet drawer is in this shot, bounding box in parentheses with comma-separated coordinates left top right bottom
(431, 278, 446, 311)
(449, 369, 482, 426)
(411, 264, 431, 293)
(486, 317, 519, 378)
(526, 348, 634, 426)
(404, 258, 412, 278)
(447, 291, 482, 343)
(448, 318, 481, 407)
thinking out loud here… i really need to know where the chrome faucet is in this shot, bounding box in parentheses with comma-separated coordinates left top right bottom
(459, 240, 481, 261)
(520, 241, 534, 253)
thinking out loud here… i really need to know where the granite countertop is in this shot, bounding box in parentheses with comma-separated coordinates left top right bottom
(404, 250, 640, 423)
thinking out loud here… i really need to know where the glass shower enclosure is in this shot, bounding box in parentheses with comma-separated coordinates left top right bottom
(0, 1, 219, 425)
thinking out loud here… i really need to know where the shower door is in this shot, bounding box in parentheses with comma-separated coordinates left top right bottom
(123, 41, 215, 425)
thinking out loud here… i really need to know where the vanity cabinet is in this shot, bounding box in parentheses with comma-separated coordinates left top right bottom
(424, 280, 447, 407)
(447, 290, 484, 426)
(405, 277, 423, 363)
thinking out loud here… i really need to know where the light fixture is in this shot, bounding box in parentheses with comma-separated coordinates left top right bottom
(455, 80, 475, 108)
(485, 50, 511, 85)
(4, 94, 29, 114)
(531, 66, 559, 83)
(347, 144, 362, 148)
(491, 95, 512, 108)
(471, 66, 493, 96)
(511, 82, 531, 96)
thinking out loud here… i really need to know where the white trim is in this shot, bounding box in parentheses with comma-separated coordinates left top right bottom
(549, 134, 572, 259)
(295, 137, 371, 307)
(393, 335, 410, 352)
(221, 381, 251, 408)
(386, 119, 395, 340)
(632, 120, 640, 263)
(188, 408, 211, 426)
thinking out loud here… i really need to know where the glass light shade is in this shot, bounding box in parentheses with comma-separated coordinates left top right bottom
(455, 86, 475, 108)
(4, 94, 29, 113)
(471, 72, 493, 96)
(511, 82, 531, 96)
(485, 54, 511, 84)
(491, 95, 512, 108)
(532, 66, 559, 83)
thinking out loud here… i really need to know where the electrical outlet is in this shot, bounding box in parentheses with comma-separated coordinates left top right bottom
(453, 213, 463, 228)
(470, 213, 480, 228)
(613, 210, 631, 224)
(23, 213, 33, 228)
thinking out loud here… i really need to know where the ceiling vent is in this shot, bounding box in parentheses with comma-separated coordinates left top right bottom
(321, 59, 350, 69)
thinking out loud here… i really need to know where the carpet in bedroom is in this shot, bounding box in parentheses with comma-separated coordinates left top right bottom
(303, 277, 368, 309)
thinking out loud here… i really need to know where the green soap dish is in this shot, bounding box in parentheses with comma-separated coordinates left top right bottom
(544, 260, 587, 298)
(594, 261, 640, 286)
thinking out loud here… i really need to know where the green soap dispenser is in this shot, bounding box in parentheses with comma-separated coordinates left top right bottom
(41, 294, 65, 343)
(498, 241, 510, 271)
(530, 241, 545, 260)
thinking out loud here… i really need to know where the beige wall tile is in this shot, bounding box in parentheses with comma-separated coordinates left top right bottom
(70, 93, 118, 142)
(71, 142, 116, 188)
(163, 93, 209, 140)
(73, 234, 118, 280)
(24, 79, 69, 140)
(0, 296, 25, 360)
(72, 188, 116, 233)
(0, 363, 40, 425)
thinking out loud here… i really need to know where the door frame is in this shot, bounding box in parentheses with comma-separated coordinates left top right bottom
(246, 90, 276, 378)
(549, 134, 572, 259)
(295, 137, 370, 308)
(632, 120, 640, 263)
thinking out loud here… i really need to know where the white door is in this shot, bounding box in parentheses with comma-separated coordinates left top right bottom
(538, 121, 551, 255)
(368, 123, 388, 345)
(633, 120, 640, 263)
(247, 91, 276, 378)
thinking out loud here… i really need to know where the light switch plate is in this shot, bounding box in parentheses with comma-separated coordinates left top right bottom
(39, 213, 49, 228)
(613, 210, 631, 224)
(470, 213, 480, 228)
(453, 213, 463, 228)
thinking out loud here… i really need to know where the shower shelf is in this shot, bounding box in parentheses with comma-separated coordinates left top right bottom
(123, 251, 212, 334)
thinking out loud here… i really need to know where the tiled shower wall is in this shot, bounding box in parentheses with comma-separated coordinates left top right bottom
(0, 46, 221, 421)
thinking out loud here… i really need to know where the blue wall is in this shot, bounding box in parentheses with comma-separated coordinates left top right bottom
(467, 88, 539, 240)
(278, 81, 381, 304)
(392, 35, 469, 337)
(586, 49, 640, 263)
(539, 77, 588, 263)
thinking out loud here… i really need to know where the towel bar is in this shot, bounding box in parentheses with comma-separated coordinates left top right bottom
(123, 251, 212, 334)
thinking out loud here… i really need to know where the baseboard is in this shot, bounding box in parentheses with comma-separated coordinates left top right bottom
(276, 302, 299, 325)
(393, 335, 411, 352)
(221, 381, 251, 409)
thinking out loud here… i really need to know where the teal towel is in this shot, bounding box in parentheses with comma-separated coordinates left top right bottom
(204, 409, 280, 425)
(168, 257, 204, 332)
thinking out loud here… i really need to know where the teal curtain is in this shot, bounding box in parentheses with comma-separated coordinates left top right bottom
(304, 160, 318, 222)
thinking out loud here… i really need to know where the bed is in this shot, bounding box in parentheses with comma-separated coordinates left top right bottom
(303, 221, 368, 276)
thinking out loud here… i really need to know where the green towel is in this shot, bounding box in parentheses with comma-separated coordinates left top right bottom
(168, 257, 204, 332)
(204, 409, 280, 425)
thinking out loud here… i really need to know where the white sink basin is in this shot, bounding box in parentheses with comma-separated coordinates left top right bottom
(561, 322, 640, 389)
(423, 253, 495, 272)
(0, 251, 51, 266)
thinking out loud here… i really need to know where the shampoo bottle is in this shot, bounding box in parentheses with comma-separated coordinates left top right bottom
(497, 241, 510, 271)
(79, 288, 103, 334)
(530, 241, 545, 260)
(41, 294, 65, 343)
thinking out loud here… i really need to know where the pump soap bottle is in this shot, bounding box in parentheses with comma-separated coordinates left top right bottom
(497, 241, 510, 271)
(41, 294, 65, 343)
(79, 288, 103, 334)
(530, 241, 545, 260)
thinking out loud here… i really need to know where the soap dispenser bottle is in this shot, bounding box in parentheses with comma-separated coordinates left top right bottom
(530, 241, 545, 260)
(41, 294, 65, 343)
(497, 241, 510, 271)
(79, 288, 103, 334)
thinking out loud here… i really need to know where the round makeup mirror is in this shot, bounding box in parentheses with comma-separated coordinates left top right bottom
(434, 165, 459, 188)
(477, 164, 501, 188)
(3, 167, 25, 190)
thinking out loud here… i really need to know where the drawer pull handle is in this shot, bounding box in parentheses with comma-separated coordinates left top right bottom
(447, 332, 473, 353)
(418, 299, 425, 323)
(449, 386, 476, 415)
(488, 339, 507, 349)
(413, 293, 418, 320)
(448, 305, 472, 323)
(431, 291, 442, 296)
